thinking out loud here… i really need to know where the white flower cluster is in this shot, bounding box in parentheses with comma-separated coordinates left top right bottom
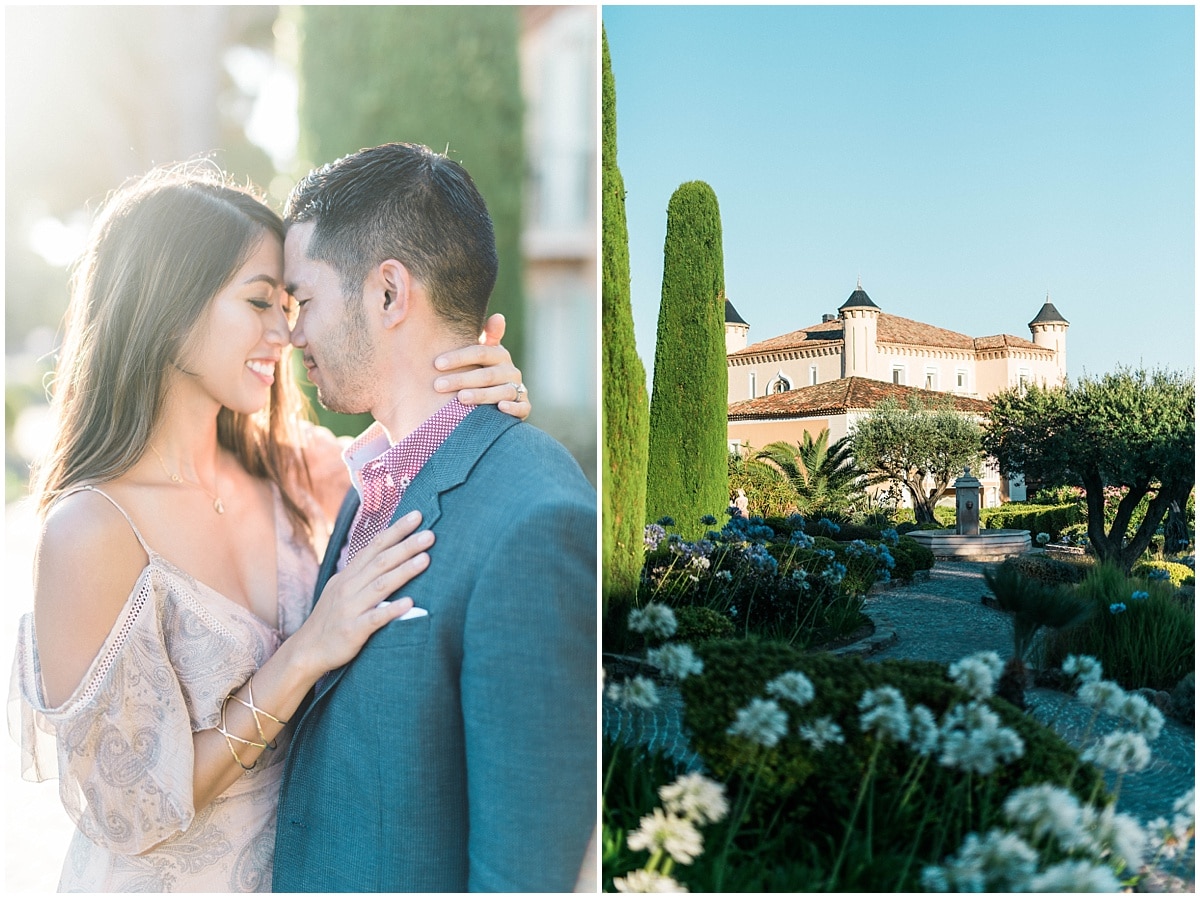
(1081, 731, 1151, 774)
(938, 701, 1025, 776)
(948, 651, 1004, 700)
(659, 772, 730, 826)
(607, 675, 660, 710)
(726, 697, 789, 748)
(646, 644, 704, 680)
(1063, 654, 1103, 684)
(612, 869, 688, 892)
(626, 807, 704, 864)
(765, 670, 816, 707)
(907, 704, 940, 756)
(1067, 656, 1164, 742)
(920, 828, 1039, 892)
(1145, 788, 1196, 862)
(925, 776, 1186, 892)
(628, 603, 678, 641)
(613, 773, 729, 893)
(858, 686, 911, 742)
(797, 716, 845, 751)
(1004, 784, 1147, 870)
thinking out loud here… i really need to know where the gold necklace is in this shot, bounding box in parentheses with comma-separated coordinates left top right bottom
(149, 445, 226, 514)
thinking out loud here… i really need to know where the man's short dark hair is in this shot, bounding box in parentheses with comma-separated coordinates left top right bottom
(285, 143, 497, 337)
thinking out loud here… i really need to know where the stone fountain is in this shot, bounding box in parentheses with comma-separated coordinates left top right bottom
(906, 468, 1031, 562)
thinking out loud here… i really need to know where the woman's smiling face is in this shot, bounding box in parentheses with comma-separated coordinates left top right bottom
(176, 232, 294, 415)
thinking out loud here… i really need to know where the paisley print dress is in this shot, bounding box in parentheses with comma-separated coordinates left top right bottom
(9, 486, 318, 892)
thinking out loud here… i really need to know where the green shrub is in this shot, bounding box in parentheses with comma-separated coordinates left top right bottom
(835, 522, 884, 542)
(980, 503, 1083, 542)
(1132, 559, 1195, 589)
(673, 605, 736, 644)
(895, 536, 934, 574)
(1044, 563, 1195, 692)
(729, 455, 800, 520)
(674, 640, 1104, 891)
(1007, 552, 1093, 585)
(1031, 485, 1086, 506)
(897, 505, 958, 527)
(889, 547, 916, 583)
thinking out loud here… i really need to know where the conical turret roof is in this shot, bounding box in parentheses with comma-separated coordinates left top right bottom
(725, 298, 748, 325)
(838, 279, 879, 311)
(1029, 298, 1069, 327)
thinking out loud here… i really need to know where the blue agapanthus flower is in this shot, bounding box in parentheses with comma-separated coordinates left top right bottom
(880, 528, 900, 547)
(1109, 603, 1127, 615)
(1130, 590, 1150, 601)
(817, 517, 841, 535)
(790, 529, 815, 549)
(700, 514, 718, 526)
(644, 523, 667, 550)
(822, 562, 847, 586)
(743, 544, 778, 574)
(1147, 569, 1171, 581)
(656, 516, 676, 528)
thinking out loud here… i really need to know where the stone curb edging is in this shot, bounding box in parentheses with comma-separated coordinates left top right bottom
(828, 610, 898, 657)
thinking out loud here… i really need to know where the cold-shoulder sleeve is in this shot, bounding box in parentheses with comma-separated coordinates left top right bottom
(8, 568, 197, 855)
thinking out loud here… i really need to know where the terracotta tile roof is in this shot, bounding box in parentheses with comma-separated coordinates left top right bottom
(730, 321, 842, 356)
(877, 313, 974, 349)
(728, 376, 993, 420)
(730, 311, 1047, 358)
(973, 333, 1045, 351)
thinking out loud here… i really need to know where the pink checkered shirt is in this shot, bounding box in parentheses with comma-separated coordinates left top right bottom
(337, 399, 473, 571)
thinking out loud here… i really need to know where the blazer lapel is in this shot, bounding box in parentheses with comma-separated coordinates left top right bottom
(315, 488, 360, 600)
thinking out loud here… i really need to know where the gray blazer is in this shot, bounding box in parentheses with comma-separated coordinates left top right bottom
(273, 406, 597, 892)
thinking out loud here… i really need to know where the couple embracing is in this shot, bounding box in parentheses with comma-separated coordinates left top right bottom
(10, 143, 597, 892)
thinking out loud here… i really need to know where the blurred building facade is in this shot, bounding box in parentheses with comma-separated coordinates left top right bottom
(519, 6, 598, 481)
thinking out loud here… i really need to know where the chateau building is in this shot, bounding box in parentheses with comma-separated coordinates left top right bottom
(725, 284, 1069, 508)
(726, 282, 1068, 404)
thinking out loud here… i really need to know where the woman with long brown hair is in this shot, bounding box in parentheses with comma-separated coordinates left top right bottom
(10, 163, 529, 891)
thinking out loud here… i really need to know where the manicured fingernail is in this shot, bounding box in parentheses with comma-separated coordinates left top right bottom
(434, 356, 448, 370)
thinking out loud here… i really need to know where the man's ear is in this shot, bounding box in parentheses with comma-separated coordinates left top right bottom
(376, 259, 413, 329)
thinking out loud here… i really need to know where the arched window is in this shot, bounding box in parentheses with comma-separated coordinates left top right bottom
(768, 373, 792, 394)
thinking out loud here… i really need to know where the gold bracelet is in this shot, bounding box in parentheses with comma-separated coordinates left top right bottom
(217, 693, 264, 771)
(227, 676, 287, 751)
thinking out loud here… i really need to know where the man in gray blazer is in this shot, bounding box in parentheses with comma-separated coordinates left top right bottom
(272, 143, 596, 892)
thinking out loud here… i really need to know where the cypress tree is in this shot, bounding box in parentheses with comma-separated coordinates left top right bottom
(646, 182, 730, 536)
(288, 6, 524, 436)
(601, 29, 650, 613)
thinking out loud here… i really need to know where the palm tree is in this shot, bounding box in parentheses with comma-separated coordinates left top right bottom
(983, 562, 1092, 709)
(755, 429, 865, 517)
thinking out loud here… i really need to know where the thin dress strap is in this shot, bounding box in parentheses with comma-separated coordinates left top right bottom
(57, 485, 154, 556)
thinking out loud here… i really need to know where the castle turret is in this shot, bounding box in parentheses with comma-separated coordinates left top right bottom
(1028, 295, 1069, 384)
(725, 297, 749, 354)
(838, 279, 879, 379)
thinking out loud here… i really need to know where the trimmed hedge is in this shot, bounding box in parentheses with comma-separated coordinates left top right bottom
(1007, 552, 1095, 585)
(980, 502, 1083, 542)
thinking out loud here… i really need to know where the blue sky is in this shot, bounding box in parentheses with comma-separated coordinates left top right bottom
(603, 5, 1195, 385)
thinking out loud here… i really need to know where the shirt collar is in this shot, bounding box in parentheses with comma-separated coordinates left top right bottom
(342, 398, 474, 496)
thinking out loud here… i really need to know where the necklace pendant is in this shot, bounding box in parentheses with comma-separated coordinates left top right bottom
(214, 498, 225, 514)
